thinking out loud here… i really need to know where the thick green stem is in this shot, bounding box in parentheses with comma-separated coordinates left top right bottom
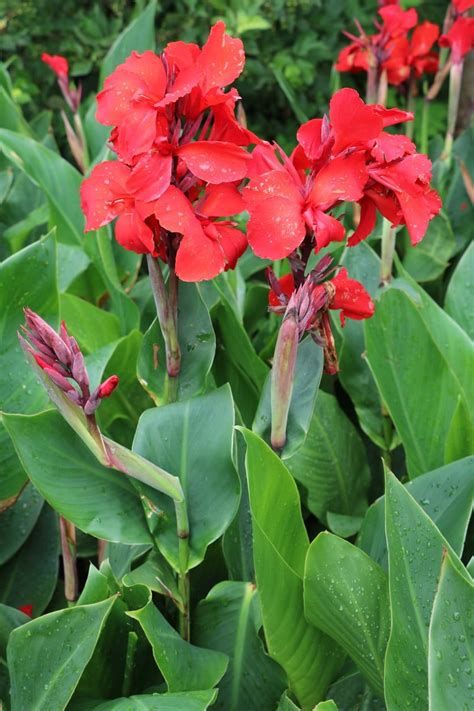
(443, 61, 464, 163)
(405, 73, 417, 140)
(146, 254, 181, 379)
(380, 219, 397, 285)
(421, 93, 430, 156)
(175, 497, 190, 640)
(73, 112, 90, 172)
(366, 65, 379, 104)
(59, 516, 78, 603)
(122, 632, 138, 697)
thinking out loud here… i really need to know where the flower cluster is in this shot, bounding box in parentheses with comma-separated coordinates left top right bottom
(244, 88, 441, 260)
(80, 22, 258, 282)
(20, 308, 119, 416)
(440, 0, 474, 65)
(336, 3, 440, 86)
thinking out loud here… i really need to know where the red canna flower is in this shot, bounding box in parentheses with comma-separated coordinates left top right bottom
(41, 52, 68, 78)
(453, 0, 474, 14)
(439, 17, 474, 64)
(82, 22, 256, 282)
(19, 604, 33, 617)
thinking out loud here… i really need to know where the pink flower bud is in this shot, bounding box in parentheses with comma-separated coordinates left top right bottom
(270, 309, 299, 451)
(98, 375, 119, 399)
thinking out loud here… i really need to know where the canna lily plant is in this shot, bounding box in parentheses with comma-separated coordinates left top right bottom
(0, 4, 472, 711)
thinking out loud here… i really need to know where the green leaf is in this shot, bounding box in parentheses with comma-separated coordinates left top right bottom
(60, 293, 121, 353)
(253, 337, 324, 458)
(304, 533, 389, 696)
(107, 542, 151, 580)
(138, 282, 215, 405)
(365, 287, 474, 476)
(337, 243, 391, 449)
(57, 244, 90, 292)
(123, 550, 182, 606)
(0, 422, 27, 500)
(445, 397, 474, 464)
(402, 213, 455, 282)
(0, 483, 43, 564)
(8, 596, 116, 711)
(0, 604, 29, 706)
(285, 391, 369, 523)
(3, 410, 152, 545)
(445, 242, 474, 339)
(271, 66, 309, 124)
(358, 456, 474, 569)
(80, 690, 218, 711)
(127, 599, 228, 692)
(215, 301, 268, 423)
(0, 130, 83, 245)
(0, 505, 59, 616)
(241, 428, 344, 709)
(429, 552, 474, 709)
(383, 469, 466, 710)
(194, 581, 286, 711)
(133, 386, 239, 570)
(100, 0, 157, 85)
(314, 702, 339, 711)
(0, 87, 32, 135)
(0, 233, 59, 414)
(277, 691, 301, 710)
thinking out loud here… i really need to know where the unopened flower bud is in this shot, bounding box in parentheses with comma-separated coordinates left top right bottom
(98, 375, 119, 398)
(270, 308, 299, 451)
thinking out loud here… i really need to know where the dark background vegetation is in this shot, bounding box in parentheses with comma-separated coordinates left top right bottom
(0, 0, 451, 150)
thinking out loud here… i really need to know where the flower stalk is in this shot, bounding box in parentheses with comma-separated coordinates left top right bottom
(146, 254, 181, 383)
(270, 304, 300, 451)
(380, 219, 397, 285)
(59, 516, 78, 603)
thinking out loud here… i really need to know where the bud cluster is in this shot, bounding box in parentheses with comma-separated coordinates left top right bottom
(19, 308, 119, 416)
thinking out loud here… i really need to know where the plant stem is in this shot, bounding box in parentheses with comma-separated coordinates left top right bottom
(59, 516, 78, 603)
(405, 74, 417, 140)
(146, 254, 181, 379)
(73, 112, 90, 172)
(366, 66, 378, 104)
(270, 309, 299, 450)
(442, 61, 463, 163)
(380, 219, 397, 285)
(122, 631, 138, 697)
(421, 93, 430, 156)
(174, 497, 190, 640)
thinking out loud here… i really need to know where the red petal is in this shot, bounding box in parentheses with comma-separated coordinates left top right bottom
(127, 152, 172, 202)
(110, 104, 158, 162)
(370, 153, 433, 194)
(80, 161, 131, 231)
(247, 196, 306, 259)
(115, 211, 155, 254)
(348, 197, 377, 246)
(152, 186, 196, 234)
(269, 273, 295, 307)
(397, 187, 442, 244)
(244, 169, 302, 211)
(175, 221, 226, 281)
(213, 224, 247, 270)
(439, 18, 474, 63)
(178, 141, 250, 183)
(246, 145, 283, 179)
(410, 22, 439, 58)
(157, 65, 200, 107)
(198, 184, 245, 217)
(120, 51, 167, 100)
(313, 209, 345, 251)
(372, 104, 414, 127)
(329, 89, 383, 154)
(330, 268, 375, 320)
(297, 119, 324, 161)
(97, 69, 144, 126)
(379, 6, 417, 36)
(41, 53, 68, 78)
(310, 152, 368, 208)
(198, 21, 245, 93)
(371, 133, 416, 163)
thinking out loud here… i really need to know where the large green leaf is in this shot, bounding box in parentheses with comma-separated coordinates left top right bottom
(445, 242, 474, 339)
(365, 287, 473, 476)
(0, 604, 29, 706)
(99, 0, 157, 85)
(78, 690, 217, 711)
(138, 282, 215, 405)
(3, 410, 152, 545)
(0, 423, 27, 500)
(133, 386, 239, 570)
(0, 505, 59, 616)
(127, 599, 228, 692)
(60, 293, 121, 353)
(194, 581, 286, 711)
(8, 596, 116, 711)
(0, 233, 58, 413)
(0, 130, 83, 245)
(428, 552, 474, 710)
(0, 483, 43, 564)
(402, 213, 455, 283)
(304, 533, 389, 696)
(0, 87, 32, 135)
(358, 456, 474, 569)
(285, 390, 369, 523)
(253, 336, 324, 458)
(242, 428, 344, 709)
(337, 243, 389, 449)
(383, 469, 466, 710)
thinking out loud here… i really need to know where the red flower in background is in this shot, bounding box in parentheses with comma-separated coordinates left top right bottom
(453, 0, 474, 13)
(41, 53, 68, 78)
(81, 21, 255, 282)
(19, 604, 33, 617)
(336, 6, 439, 86)
(440, 17, 474, 64)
